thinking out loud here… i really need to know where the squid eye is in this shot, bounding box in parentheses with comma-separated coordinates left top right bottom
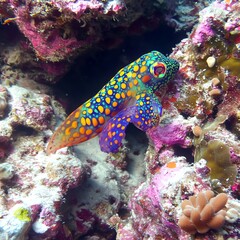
(150, 62, 167, 78)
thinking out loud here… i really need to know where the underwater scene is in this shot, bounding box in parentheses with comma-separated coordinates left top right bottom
(0, 0, 240, 239)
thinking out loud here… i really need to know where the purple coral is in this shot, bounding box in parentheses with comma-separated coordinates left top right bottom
(147, 116, 192, 151)
(191, 1, 227, 46)
(117, 160, 212, 239)
(9, 0, 125, 62)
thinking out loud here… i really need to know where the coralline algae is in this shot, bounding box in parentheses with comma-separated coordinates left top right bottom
(5, 0, 125, 62)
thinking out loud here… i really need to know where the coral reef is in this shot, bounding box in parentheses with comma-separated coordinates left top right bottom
(115, 1, 240, 239)
(0, 0, 212, 84)
(178, 190, 228, 234)
(116, 159, 213, 239)
(0, 63, 87, 238)
(0, 0, 240, 239)
(157, 0, 214, 31)
(0, 137, 86, 239)
(1, 0, 125, 63)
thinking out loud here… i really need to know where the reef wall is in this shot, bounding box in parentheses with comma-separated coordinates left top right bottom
(1, 0, 240, 240)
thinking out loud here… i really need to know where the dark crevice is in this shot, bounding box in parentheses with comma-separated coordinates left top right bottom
(173, 145, 194, 164)
(225, 115, 237, 132)
(12, 125, 38, 136)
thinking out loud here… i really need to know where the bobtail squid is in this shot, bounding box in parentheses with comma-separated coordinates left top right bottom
(47, 51, 179, 154)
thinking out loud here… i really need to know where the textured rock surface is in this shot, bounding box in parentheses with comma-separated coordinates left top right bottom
(0, 83, 86, 238)
(0, 0, 212, 83)
(3, 0, 125, 62)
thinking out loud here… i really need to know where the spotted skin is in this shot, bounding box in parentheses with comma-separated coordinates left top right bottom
(47, 51, 179, 154)
(99, 94, 162, 153)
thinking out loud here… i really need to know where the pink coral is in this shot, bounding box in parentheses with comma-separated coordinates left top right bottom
(7, 0, 125, 62)
(16, 16, 83, 62)
(191, 19, 215, 46)
(191, 1, 227, 46)
(147, 118, 191, 151)
(116, 160, 212, 239)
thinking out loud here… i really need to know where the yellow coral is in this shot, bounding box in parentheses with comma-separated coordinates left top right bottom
(13, 207, 31, 222)
(178, 190, 228, 234)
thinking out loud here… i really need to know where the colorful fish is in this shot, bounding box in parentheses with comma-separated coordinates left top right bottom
(47, 51, 179, 154)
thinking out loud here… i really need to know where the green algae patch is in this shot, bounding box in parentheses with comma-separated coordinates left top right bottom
(13, 207, 31, 222)
(196, 140, 237, 187)
(175, 89, 199, 116)
(194, 115, 228, 146)
(220, 57, 240, 78)
(194, 35, 240, 85)
(175, 96, 197, 113)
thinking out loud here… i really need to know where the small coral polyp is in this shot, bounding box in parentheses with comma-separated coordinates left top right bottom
(178, 190, 228, 234)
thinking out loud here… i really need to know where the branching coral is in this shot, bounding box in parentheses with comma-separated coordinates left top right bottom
(178, 190, 228, 234)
